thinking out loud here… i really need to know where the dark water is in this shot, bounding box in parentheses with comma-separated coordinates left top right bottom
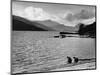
(11, 31, 96, 74)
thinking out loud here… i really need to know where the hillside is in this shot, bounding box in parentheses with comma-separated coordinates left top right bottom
(77, 22, 96, 37)
(12, 15, 54, 31)
(37, 20, 76, 32)
(12, 15, 78, 33)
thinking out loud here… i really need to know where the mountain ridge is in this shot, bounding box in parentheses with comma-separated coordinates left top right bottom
(12, 15, 55, 31)
(12, 15, 77, 32)
(34, 19, 77, 32)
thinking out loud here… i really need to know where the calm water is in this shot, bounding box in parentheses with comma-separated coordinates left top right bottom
(11, 31, 96, 73)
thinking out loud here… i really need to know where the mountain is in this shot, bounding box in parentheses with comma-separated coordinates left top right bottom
(76, 22, 96, 37)
(12, 15, 77, 32)
(12, 15, 54, 31)
(36, 20, 60, 27)
(36, 20, 76, 32)
(52, 24, 76, 32)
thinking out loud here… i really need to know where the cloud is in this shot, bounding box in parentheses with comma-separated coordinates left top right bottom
(13, 7, 95, 27)
(81, 17, 95, 25)
(23, 6, 70, 23)
(64, 9, 95, 26)
(13, 6, 51, 21)
(77, 9, 94, 19)
(24, 6, 50, 21)
(13, 6, 72, 26)
(66, 9, 95, 21)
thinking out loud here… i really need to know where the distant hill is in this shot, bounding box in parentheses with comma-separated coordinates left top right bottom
(12, 15, 78, 33)
(52, 24, 76, 32)
(36, 20, 76, 32)
(36, 20, 60, 27)
(12, 15, 54, 31)
(76, 22, 96, 37)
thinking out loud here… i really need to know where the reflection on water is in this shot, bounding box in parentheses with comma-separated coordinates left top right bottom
(12, 31, 96, 74)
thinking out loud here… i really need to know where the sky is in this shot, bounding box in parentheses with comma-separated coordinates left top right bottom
(12, 0, 96, 27)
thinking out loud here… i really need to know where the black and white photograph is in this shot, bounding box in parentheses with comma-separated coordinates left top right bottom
(11, 0, 96, 74)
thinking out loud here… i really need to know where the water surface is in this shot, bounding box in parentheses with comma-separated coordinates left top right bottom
(11, 31, 96, 74)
